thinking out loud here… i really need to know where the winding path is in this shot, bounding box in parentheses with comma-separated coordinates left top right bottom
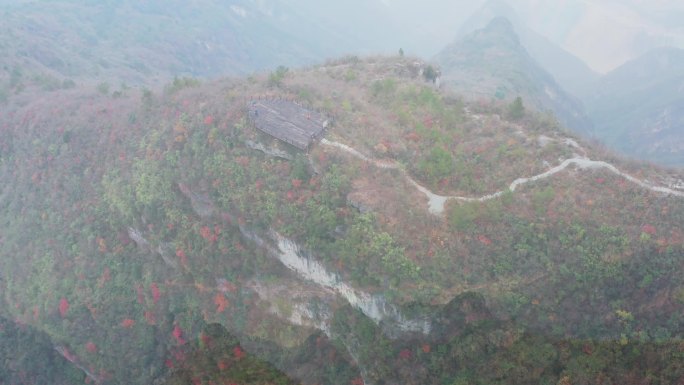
(320, 138, 684, 215)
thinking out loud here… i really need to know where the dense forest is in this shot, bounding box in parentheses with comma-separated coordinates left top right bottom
(1, 55, 683, 384)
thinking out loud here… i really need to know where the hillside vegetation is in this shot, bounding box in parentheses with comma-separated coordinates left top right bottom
(0, 0, 356, 101)
(1, 56, 683, 384)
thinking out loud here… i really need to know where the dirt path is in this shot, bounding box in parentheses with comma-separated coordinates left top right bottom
(320, 138, 684, 215)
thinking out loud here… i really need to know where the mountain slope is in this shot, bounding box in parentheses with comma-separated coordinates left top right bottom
(583, 47, 684, 166)
(435, 17, 594, 135)
(456, 0, 599, 97)
(1, 56, 683, 384)
(0, 0, 369, 90)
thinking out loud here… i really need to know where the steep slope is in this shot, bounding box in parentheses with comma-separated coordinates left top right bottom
(456, 0, 599, 97)
(0, 0, 367, 93)
(435, 17, 594, 136)
(1, 56, 683, 384)
(583, 47, 684, 166)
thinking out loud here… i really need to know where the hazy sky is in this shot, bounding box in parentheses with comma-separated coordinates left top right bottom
(510, 0, 684, 71)
(379, 0, 684, 72)
(3, 0, 682, 73)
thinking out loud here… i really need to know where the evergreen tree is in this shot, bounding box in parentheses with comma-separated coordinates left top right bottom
(507, 96, 525, 120)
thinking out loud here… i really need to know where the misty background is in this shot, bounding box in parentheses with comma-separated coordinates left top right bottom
(3, 0, 684, 75)
(2, 0, 684, 164)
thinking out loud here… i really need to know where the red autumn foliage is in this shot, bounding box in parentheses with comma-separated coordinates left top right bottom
(477, 235, 493, 246)
(214, 293, 229, 313)
(404, 131, 421, 142)
(144, 311, 156, 325)
(233, 346, 245, 360)
(398, 349, 411, 360)
(351, 377, 365, 385)
(200, 332, 213, 348)
(86, 342, 97, 353)
(200, 225, 219, 243)
(200, 225, 212, 240)
(173, 325, 186, 345)
(173, 349, 186, 362)
(217, 359, 230, 371)
(641, 224, 657, 235)
(421, 344, 431, 353)
(164, 359, 174, 369)
(120, 318, 135, 328)
(204, 115, 214, 125)
(176, 248, 188, 267)
(150, 283, 161, 304)
(59, 297, 70, 318)
(136, 284, 145, 305)
(291, 179, 302, 189)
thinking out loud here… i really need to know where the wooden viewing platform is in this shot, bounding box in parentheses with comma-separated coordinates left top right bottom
(247, 99, 329, 150)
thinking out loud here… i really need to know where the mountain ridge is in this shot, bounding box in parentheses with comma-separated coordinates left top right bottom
(435, 17, 594, 136)
(455, 0, 599, 97)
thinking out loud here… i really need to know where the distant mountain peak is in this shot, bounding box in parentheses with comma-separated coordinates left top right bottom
(480, 0, 518, 19)
(435, 18, 594, 135)
(478, 16, 522, 46)
(486, 16, 516, 32)
(457, 0, 599, 98)
(457, 0, 521, 38)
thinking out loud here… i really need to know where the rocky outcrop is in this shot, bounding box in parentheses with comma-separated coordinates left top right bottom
(245, 139, 294, 160)
(177, 183, 216, 219)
